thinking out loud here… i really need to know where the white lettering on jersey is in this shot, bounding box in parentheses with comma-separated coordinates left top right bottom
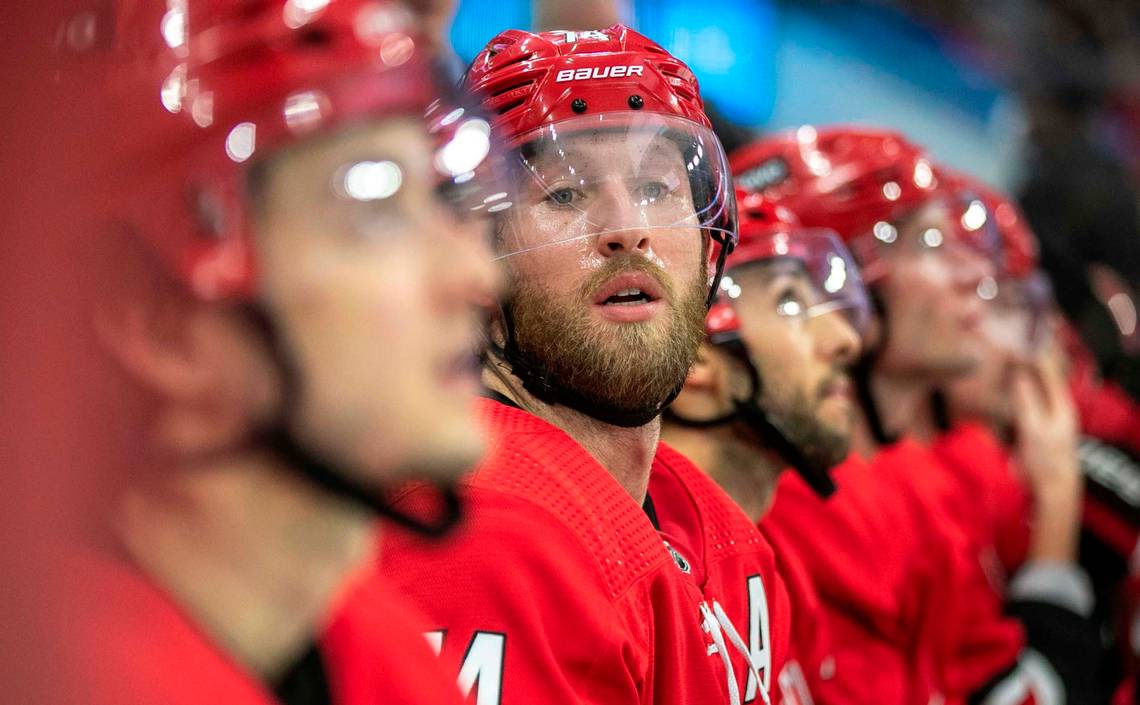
(424, 630, 444, 655)
(777, 660, 815, 705)
(699, 575, 773, 705)
(424, 630, 506, 705)
(554, 65, 645, 82)
(744, 575, 772, 703)
(546, 29, 611, 44)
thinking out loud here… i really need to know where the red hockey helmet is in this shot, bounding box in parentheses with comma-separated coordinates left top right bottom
(942, 172, 1039, 280)
(730, 127, 1003, 283)
(708, 188, 870, 341)
(90, 0, 499, 300)
(731, 126, 938, 238)
(462, 24, 737, 299)
(940, 172, 1052, 350)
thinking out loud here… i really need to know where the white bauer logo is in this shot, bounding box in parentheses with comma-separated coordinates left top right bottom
(554, 65, 645, 83)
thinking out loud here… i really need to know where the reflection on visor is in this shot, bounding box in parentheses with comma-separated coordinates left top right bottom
(721, 229, 871, 337)
(987, 272, 1054, 352)
(861, 195, 1000, 267)
(489, 113, 734, 260)
(426, 98, 507, 220)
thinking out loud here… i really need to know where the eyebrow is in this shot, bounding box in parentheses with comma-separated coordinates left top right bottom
(733, 260, 810, 287)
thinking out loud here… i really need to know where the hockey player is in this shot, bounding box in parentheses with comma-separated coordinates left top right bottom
(731, 127, 1100, 705)
(376, 25, 794, 705)
(35, 1, 501, 703)
(934, 179, 1130, 702)
(662, 190, 880, 704)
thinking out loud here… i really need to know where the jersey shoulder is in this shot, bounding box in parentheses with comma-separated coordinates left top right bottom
(41, 548, 277, 705)
(651, 441, 776, 569)
(324, 563, 465, 705)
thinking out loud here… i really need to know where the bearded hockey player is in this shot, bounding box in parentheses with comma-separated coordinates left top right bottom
(377, 25, 794, 705)
(732, 127, 1100, 705)
(663, 190, 877, 704)
(35, 1, 501, 703)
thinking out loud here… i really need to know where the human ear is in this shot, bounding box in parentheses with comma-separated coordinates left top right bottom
(93, 257, 266, 457)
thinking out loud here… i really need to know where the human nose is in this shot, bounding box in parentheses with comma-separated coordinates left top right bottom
(814, 310, 862, 366)
(592, 180, 651, 257)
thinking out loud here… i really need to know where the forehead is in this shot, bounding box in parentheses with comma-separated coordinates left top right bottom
(522, 128, 687, 173)
(897, 198, 953, 236)
(729, 258, 809, 289)
(261, 116, 431, 189)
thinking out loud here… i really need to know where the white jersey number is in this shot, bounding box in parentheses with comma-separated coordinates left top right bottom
(426, 630, 505, 705)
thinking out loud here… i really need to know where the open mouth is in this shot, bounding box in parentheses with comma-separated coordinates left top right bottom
(603, 288, 656, 306)
(592, 272, 665, 307)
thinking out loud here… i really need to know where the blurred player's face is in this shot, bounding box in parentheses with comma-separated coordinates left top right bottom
(732, 261, 862, 464)
(499, 130, 709, 415)
(254, 118, 498, 483)
(947, 291, 1042, 427)
(875, 200, 992, 380)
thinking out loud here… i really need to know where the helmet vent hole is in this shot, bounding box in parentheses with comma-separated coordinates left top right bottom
(496, 98, 526, 115)
(496, 51, 538, 70)
(297, 28, 333, 47)
(490, 80, 534, 98)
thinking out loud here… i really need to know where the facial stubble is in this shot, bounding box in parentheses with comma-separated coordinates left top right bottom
(507, 254, 709, 418)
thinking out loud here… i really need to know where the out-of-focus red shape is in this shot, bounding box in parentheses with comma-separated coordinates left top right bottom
(0, 2, 137, 698)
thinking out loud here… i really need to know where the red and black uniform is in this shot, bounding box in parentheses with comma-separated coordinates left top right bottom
(379, 397, 793, 705)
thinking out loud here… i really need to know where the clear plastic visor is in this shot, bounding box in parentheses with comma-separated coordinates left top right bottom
(484, 113, 734, 261)
(851, 196, 999, 281)
(719, 229, 872, 338)
(982, 272, 1054, 354)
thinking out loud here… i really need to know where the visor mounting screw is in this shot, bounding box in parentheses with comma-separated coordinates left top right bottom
(628, 94, 644, 109)
(571, 98, 587, 114)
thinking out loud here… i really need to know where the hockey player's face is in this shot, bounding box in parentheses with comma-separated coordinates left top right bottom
(948, 293, 1044, 427)
(733, 261, 862, 455)
(874, 200, 993, 380)
(499, 130, 710, 414)
(252, 118, 498, 482)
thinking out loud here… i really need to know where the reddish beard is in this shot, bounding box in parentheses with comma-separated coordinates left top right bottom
(507, 253, 708, 418)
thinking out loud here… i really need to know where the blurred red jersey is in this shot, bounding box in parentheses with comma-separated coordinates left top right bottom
(41, 548, 465, 705)
(379, 397, 792, 705)
(930, 422, 1032, 584)
(759, 523, 834, 705)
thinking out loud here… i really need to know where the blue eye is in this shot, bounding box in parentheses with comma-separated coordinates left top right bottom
(641, 182, 666, 201)
(548, 187, 576, 205)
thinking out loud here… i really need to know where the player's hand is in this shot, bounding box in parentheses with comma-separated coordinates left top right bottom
(1011, 340, 1083, 562)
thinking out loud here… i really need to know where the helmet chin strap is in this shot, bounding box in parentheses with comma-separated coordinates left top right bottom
(852, 291, 898, 447)
(244, 305, 464, 539)
(665, 338, 838, 498)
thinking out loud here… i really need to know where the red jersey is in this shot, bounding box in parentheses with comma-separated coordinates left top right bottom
(871, 439, 1026, 703)
(41, 548, 464, 705)
(760, 523, 834, 705)
(39, 550, 277, 705)
(323, 560, 469, 705)
(379, 398, 792, 705)
(764, 453, 949, 705)
(930, 423, 1032, 586)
